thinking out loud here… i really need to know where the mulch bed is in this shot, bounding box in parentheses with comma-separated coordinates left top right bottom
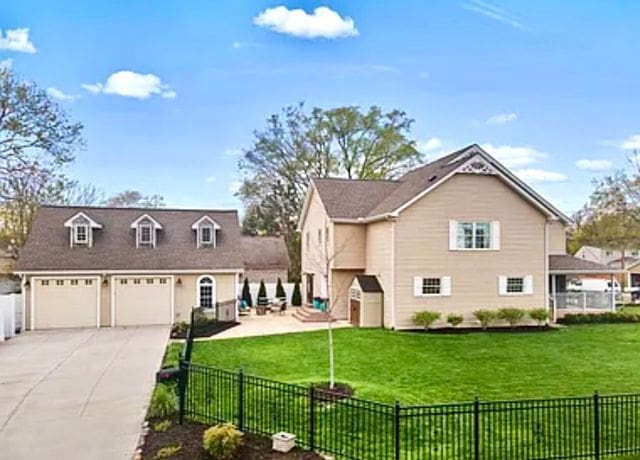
(407, 325, 554, 334)
(170, 322, 239, 339)
(143, 419, 323, 460)
(312, 382, 354, 401)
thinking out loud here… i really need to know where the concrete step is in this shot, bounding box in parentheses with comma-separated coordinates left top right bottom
(292, 306, 335, 323)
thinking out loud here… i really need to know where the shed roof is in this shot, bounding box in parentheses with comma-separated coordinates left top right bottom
(355, 274, 383, 293)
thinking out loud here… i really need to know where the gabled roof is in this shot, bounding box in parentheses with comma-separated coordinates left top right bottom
(63, 211, 103, 229)
(242, 236, 290, 271)
(130, 213, 163, 229)
(16, 206, 244, 272)
(302, 144, 571, 227)
(549, 255, 620, 274)
(191, 215, 221, 230)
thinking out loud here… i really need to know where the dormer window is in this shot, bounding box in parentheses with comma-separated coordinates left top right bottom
(64, 212, 102, 248)
(191, 215, 221, 248)
(130, 214, 163, 248)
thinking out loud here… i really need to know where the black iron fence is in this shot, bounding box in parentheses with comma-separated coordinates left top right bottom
(176, 360, 640, 460)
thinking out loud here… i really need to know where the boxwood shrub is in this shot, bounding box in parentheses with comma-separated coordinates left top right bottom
(560, 311, 640, 324)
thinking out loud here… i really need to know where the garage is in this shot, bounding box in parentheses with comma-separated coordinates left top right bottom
(32, 277, 99, 329)
(112, 276, 173, 326)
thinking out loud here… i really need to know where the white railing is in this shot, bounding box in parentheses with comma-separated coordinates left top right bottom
(0, 293, 23, 341)
(552, 291, 615, 322)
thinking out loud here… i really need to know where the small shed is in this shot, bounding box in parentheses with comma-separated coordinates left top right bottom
(349, 275, 383, 327)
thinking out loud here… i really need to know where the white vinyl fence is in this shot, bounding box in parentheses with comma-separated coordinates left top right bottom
(240, 282, 295, 304)
(0, 293, 23, 341)
(552, 291, 614, 322)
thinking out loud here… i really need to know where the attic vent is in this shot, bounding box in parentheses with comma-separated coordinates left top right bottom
(428, 175, 438, 182)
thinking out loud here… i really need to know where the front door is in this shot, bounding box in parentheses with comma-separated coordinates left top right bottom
(306, 274, 314, 304)
(350, 298, 360, 327)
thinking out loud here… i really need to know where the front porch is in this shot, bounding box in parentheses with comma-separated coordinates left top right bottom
(549, 255, 622, 322)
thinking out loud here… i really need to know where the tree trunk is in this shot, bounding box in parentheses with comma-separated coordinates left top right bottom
(328, 317, 335, 389)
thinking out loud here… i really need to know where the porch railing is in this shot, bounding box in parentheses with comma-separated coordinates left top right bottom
(552, 291, 615, 321)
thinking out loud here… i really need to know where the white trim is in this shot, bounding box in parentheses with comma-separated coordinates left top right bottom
(196, 275, 217, 308)
(414, 275, 451, 297)
(30, 275, 101, 330)
(17, 268, 245, 275)
(498, 275, 533, 296)
(234, 273, 240, 322)
(191, 215, 221, 230)
(548, 269, 623, 275)
(130, 213, 163, 229)
(390, 219, 396, 329)
(544, 220, 550, 311)
(63, 212, 103, 229)
(450, 221, 496, 251)
(111, 275, 174, 327)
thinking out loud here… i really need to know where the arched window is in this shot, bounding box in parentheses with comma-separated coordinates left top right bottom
(197, 276, 216, 308)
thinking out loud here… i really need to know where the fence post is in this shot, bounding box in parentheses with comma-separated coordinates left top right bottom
(394, 401, 401, 460)
(474, 397, 480, 460)
(237, 368, 244, 431)
(594, 392, 601, 460)
(178, 359, 187, 425)
(309, 386, 315, 451)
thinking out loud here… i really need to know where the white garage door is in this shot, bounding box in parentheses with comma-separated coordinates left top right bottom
(113, 276, 172, 326)
(33, 277, 99, 329)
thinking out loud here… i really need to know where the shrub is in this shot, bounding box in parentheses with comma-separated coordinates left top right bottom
(276, 277, 286, 299)
(529, 308, 550, 326)
(257, 280, 268, 305)
(446, 314, 464, 327)
(473, 310, 498, 330)
(291, 281, 302, 306)
(560, 311, 640, 324)
(153, 419, 172, 432)
(148, 384, 178, 419)
(498, 308, 526, 328)
(412, 311, 441, 330)
(153, 444, 181, 459)
(202, 423, 243, 459)
(170, 321, 188, 336)
(241, 277, 253, 307)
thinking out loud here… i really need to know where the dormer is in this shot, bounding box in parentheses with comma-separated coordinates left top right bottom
(191, 215, 221, 248)
(130, 214, 162, 248)
(63, 212, 103, 248)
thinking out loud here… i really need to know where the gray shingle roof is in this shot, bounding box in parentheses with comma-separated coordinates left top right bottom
(16, 206, 246, 272)
(355, 274, 383, 293)
(242, 236, 290, 270)
(549, 255, 617, 273)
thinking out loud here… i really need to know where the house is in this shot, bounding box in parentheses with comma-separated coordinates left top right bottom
(241, 236, 290, 283)
(0, 249, 20, 295)
(14, 206, 287, 330)
(575, 245, 640, 266)
(298, 144, 618, 328)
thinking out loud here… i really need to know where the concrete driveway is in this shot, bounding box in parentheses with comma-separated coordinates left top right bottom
(0, 327, 168, 459)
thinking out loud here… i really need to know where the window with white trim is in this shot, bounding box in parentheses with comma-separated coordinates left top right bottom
(200, 226, 213, 245)
(413, 276, 452, 297)
(74, 224, 88, 245)
(139, 224, 153, 245)
(450, 220, 500, 250)
(198, 276, 214, 308)
(317, 229, 322, 245)
(305, 231, 310, 251)
(499, 275, 533, 295)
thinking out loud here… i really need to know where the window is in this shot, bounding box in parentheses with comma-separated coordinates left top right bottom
(506, 277, 524, 293)
(70, 279, 78, 286)
(605, 250, 613, 256)
(200, 226, 213, 245)
(632, 251, 639, 257)
(306, 232, 310, 251)
(413, 276, 451, 297)
(317, 229, 322, 244)
(139, 224, 152, 244)
(85, 279, 93, 286)
(133, 278, 141, 284)
(146, 278, 154, 284)
(159, 278, 167, 284)
(198, 276, 215, 308)
(41, 280, 49, 286)
(74, 224, 88, 244)
(56, 280, 64, 286)
(350, 288, 361, 300)
(456, 222, 491, 249)
(120, 279, 128, 285)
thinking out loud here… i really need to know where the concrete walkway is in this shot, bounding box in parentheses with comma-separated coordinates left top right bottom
(0, 327, 168, 460)
(204, 309, 351, 340)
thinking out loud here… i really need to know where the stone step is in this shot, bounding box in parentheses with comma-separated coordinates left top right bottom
(292, 306, 335, 323)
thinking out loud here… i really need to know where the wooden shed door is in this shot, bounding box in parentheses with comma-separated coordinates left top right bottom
(350, 298, 360, 326)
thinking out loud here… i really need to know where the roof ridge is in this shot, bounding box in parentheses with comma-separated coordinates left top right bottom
(314, 177, 400, 183)
(41, 205, 238, 213)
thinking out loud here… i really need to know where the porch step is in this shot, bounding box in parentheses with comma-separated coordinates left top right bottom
(292, 306, 336, 323)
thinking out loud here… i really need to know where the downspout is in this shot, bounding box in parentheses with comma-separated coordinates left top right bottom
(544, 220, 550, 317)
(388, 215, 396, 329)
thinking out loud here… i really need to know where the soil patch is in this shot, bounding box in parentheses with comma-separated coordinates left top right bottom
(143, 419, 323, 460)
(312, 382, 354, 401)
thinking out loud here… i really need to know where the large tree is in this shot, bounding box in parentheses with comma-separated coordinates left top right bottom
(239, 103, 422, 279)
(0, 68, 84, 250)
(104, 190, 165, 208)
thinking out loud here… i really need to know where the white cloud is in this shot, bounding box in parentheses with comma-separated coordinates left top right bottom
(46, 87, 80, 102)
(514, 168, 567, 184)
(82, 70, 176, 99)
(223, 148, 242, 157)
(481, 143, 546, 167)
(621, 134, 640, 150)
(417, 137, 442, 152)
(463, 0, 524, 29)
(253, 6, 358, 39)
(229, 180, 243, 194)
(232, 41, 263, 49)
(0, 28, 36, 53)
(205, 175, 216, 183)
(0, 58, 12, 69)
(575, 159, 613, 172)
(485, 112, 517, 125)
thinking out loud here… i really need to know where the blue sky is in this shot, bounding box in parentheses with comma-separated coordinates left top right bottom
(1, 1, 639, 214)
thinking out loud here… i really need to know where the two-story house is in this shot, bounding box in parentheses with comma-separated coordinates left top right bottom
(15, 206, 288, 330)
(298, 144, 616, 328)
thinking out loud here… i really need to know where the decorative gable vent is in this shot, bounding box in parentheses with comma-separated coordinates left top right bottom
(63, 212, 103, 248)
(459, 156, 497, 175)
(191, 215, 221, 248)
(130, 214, 163, 248)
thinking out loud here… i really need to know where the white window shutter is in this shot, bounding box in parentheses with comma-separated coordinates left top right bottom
(413, 277, 423, 297)
(449, 220, 458, 250)
(441, 276, 452, 296)
(498, 276, 507, 295)
(491, 221, 501, 250)
(524, 275, 534, 294)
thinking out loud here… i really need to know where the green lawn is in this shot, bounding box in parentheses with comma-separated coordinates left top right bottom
(167, 324, 640, 404)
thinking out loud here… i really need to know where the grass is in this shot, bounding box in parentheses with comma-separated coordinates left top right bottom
(168, 324, 640, 404)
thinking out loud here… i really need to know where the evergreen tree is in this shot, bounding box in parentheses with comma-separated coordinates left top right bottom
(257, 279, 267, 305)
(291, 281, 302, 306)
(275, 277, 286, 299)
(241, 277, 252, 307)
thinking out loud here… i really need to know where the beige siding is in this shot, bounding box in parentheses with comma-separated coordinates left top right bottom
(330, 269, 362, 319)
(548, 221, 567, 255)
(394, 174, 547, 328)
(360, 292, 384, 327)
(365, 220, 394, 327)
(100, 282, 110, 326)
(174, 273, 237, 322)
(301, 187, 331, 300)
(332, 224, 366, 269)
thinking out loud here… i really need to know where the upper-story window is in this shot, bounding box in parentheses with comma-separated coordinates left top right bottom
(449, 220, 500, 251)
(64, 212, 102, 248)
(305, 231, 310, 251)
(317, 229, 322, 245)
(130, 214, 162, 248)
(191, 215, 220, 248)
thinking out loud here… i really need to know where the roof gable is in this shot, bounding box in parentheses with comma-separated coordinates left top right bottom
(191, 215, 221, 230)
(63, 212, 103, 229)
(130, 213, 163, 229)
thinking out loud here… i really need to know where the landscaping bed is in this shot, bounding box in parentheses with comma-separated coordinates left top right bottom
(142, 419, 323, 460)
(170, 321, 239, 339)
(408, 325, 555, 334)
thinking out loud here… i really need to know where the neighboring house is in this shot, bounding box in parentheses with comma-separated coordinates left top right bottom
(607, 257, 640, 289)
(298, 144, 617, 328)
(0, 249, 20, 295)
(14, 206, 284, 330)
(241, 236, 290, 283)
(575, 246, 640, 266)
